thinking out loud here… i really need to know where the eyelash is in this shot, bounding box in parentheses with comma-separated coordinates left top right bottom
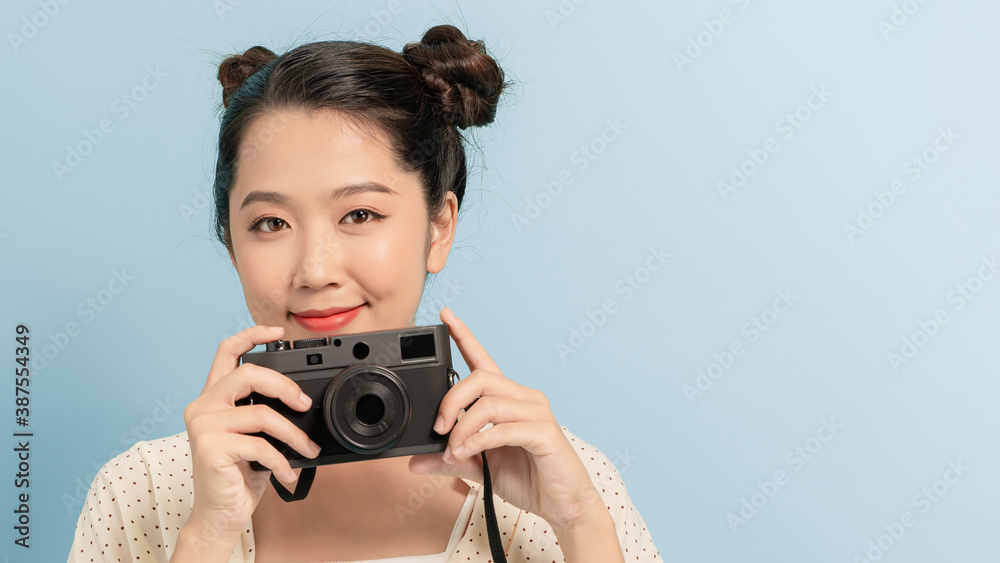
(247, 208, 387, 233)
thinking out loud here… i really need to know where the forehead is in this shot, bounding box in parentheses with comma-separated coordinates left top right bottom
(231, 109, 419, 201)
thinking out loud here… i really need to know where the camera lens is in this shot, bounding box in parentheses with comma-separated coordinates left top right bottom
(323, 365, 409, 454)
(355, 394, 385, 425)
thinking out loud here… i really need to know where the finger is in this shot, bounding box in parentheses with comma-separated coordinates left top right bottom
(195, 406, 321, 460)
(204, 325, 284, 392)
(207, 363, 311, 412)
(446, 396, 551, 452)
(201, 433, 298, 483)
(451, 421, 563, 461)
(434, 369, 541, 435)
(440, 307, 500, 375)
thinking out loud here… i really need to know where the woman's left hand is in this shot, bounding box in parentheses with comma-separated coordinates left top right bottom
(409, 307, 608, 534)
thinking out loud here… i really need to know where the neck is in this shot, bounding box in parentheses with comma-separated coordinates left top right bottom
(257, 456, 469, 516)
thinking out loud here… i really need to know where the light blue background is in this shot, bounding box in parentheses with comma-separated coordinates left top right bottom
(2, 1, 999, 561)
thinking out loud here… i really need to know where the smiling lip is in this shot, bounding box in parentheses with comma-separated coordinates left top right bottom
(291, 305, 364, 334)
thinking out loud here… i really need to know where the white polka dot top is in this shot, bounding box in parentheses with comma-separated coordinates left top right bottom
(68, 426, 660, 562)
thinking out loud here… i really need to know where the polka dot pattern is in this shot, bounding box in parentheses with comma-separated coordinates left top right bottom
(68, 428, 660, 562)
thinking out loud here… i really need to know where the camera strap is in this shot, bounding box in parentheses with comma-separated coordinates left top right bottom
(480, 450, 508, 562)
(268, 454, 508, 561)
(269, 467, 316, 502)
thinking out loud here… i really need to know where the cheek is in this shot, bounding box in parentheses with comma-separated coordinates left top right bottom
(236, 249, 290, 322)
(352, 222, 429, 294)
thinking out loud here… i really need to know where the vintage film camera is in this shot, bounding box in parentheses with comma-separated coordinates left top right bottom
(239, 324, 456, 468)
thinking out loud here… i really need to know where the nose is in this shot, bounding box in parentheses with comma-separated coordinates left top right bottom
(291, 228, 346, 290)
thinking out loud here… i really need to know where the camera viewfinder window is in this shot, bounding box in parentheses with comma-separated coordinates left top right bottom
(399, 332, 435, 361)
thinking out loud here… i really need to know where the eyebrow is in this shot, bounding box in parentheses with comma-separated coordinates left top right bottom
(239, 182, 398, 210)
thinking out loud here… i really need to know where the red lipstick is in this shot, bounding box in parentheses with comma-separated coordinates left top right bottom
(291, 304, 364, 334)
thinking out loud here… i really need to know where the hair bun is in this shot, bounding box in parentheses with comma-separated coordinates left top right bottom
(218, 46, 278, 108)
(402, 25, 505, 129)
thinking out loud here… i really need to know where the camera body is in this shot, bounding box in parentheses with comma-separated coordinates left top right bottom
(240, 324, 455, 468)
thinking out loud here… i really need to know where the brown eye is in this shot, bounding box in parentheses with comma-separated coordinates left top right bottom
(343, 209, 385, 225)
(256, 218, 287, 233)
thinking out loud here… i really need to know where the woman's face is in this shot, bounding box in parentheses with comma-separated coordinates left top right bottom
(227, 109, 456, 342)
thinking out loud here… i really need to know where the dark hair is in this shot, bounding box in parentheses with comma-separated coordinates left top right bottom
(212, 24, 506, 251)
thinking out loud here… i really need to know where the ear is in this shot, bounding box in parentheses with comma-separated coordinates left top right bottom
(426, 192, 457, 274)
(228, 245, 239, 274)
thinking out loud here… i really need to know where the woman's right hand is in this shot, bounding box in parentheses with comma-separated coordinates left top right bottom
(172, 325, 321, 561)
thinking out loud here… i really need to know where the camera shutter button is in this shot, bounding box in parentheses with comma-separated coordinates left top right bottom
(266, 340, 290, 352)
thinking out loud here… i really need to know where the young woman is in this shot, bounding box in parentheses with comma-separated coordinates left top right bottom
(69, 25, 659, 562)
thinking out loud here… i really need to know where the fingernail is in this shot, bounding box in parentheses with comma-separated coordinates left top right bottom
(300, 392, 311, 407)
(442, 446, 452, 463)
(285, 468, 298, 482)
(452, 444, 465, 458)
(309, 440, 321, 455)
(434, 415, 444, 433)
